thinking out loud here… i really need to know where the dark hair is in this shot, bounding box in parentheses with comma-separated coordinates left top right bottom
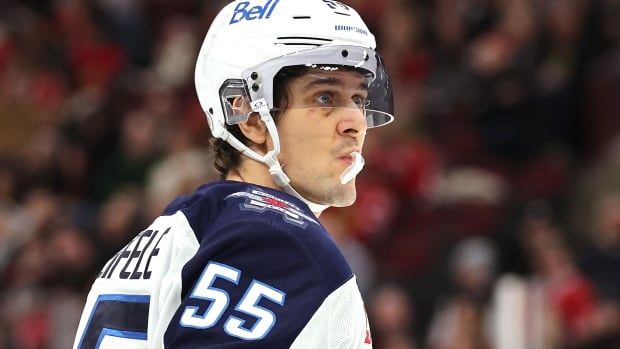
(209, 66, 310, 178)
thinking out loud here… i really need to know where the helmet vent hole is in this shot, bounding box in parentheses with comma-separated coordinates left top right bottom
(341, 49, 349, 57)
(251, 72, 258, 80)
(252, 83, 259, 92)
(276, 37, 333, 47)
(208, 108, 213, 114)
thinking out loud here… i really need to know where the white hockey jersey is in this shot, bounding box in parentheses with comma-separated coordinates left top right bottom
(73, 181, 372, 348)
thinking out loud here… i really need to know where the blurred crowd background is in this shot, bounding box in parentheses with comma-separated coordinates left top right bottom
(0, 0, 619, 348)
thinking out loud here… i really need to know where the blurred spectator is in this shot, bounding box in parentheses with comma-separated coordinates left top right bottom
(94, 187, 144, 264)
(145, 127, 216, 219)
(578, 192, 620, 348)
(427, 296, 491, 349)
(449, 237, 497, 301)
(93, 108, 160, 200)
(152, 16, 198, 90)
(95, 0, 151, 66)
(426, 238, 496, 349)
(581, 193, 620, 302)
(492, 207, 616, 349)
(521, 217, 597, 342)
(369, 283, 418, 349)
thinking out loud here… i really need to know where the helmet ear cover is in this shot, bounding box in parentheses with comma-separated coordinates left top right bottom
(219, 65, 312, 126)
(220, 79, 253, 125)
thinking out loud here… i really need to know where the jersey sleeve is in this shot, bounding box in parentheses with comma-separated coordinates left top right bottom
(72, 212, 200, 349)
(162, 219, 356, 348)
(290, 276, 372, 349)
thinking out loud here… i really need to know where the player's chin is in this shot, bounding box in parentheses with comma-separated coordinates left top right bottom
(297, 176, 357, 206)
(328, 183, 357, 207)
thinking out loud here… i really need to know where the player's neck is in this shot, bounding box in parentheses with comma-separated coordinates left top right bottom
(226, 158, 279, 191)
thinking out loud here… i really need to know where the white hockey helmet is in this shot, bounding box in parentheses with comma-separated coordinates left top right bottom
(195, 0, 394, 212)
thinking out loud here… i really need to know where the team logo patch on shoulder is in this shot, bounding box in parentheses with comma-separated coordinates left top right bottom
(226, 189, 319, 228)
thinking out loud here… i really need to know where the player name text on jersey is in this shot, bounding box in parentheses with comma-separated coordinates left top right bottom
(98, 228, 171, 280)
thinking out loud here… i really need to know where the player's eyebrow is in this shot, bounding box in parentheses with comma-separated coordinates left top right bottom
(302, 76, 368, 92)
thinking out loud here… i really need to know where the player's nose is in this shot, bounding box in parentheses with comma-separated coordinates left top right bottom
(336, 105, 367, 138)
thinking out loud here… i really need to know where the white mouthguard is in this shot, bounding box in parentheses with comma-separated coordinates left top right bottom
(340, 151, 365, 184)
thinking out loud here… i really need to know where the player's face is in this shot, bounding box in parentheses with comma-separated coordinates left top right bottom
(275, 69, 369, 207)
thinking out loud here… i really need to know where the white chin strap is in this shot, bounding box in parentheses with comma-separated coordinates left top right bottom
(219, 99, 364, 214)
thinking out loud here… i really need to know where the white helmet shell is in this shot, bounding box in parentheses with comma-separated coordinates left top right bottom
(195, 0, 386, 133)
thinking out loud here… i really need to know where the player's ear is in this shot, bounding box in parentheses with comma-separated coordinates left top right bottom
(236, 97, 268, 146)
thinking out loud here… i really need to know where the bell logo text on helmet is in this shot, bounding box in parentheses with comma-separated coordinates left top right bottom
(230, 0, 280, 25)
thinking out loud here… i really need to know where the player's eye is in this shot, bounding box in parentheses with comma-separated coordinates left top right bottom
(315, 93, 334, 107)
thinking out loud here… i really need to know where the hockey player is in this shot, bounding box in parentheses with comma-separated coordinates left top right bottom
(73, 0, 394, 347)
